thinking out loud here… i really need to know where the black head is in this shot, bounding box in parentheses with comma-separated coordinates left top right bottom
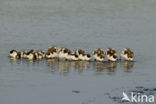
(68, 51, 71, 54)
(112, 50, 116, 54)
(29, 49, 34, 53)
(26, 49, 34, 55)
(34, 53, 37, 60)
(17, 52, 21, 58)
(82, 53, 85, 56)
(124, 50, 128, 54)
(64, 48, 68, 53)
(54, 49, 57, 52)
(87, 54, 91, 58)
(113, 55, 117, 59)
(128, 52, 134, 58)
(26, 52, 30, 55)
(107, 50, 111, 55)
(10, 50, 17, 54)
(79, 50, 85, 55)
(46, 52, 51, 56)
(75, 54, 78, 58)
(100, 55, 104, 59)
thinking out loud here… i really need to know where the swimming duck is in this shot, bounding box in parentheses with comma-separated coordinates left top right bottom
(34, 51, 44, 59)
(74, 49, 85, 56)
(26, 49, 36, 60)
(120, 48, 134, 61)
(18, 50, 27, 58)
(46, 46, 58, 59)
(84, 53, 91, 61)
(45, 51, 58, 59)
(9, 50, 19, 59)
(73, 49, 87, 61)
(38, 50, 45, 58)
(45, 51, 53, 59)
(93, 48, 105, 61)
(58, 48, 71, 60)
(70, 53, 79, 61)
(48, 46, 58, 53)
(106, 48, 118, 61)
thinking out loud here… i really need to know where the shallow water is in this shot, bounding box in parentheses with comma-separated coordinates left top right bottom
(0, 0, 156, 104)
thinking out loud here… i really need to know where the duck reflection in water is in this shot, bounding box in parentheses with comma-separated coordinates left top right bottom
(10, 58, 134, 74)
(58, 60, 72, 73)
(46, 59, 59, 72)
(46, 60, 91, 73)
(9, 58, 18, 64)
(105, 61, 117, 72)
(120, 60, 134, 71)
(93, 61, 105, 72)
(9, 58, 31, 66)
(93, 61, 117, 72)
(72, 61, 91, 72)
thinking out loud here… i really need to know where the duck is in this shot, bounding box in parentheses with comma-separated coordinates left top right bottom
(34, 51, 44, 60)
(73, 49, 87, 61)
(84, 53, 91, 61)
(74, 49, 85, 56)
(73, 49, 91, 61)
(45, 46, 58, 59)
(45, 51, 53, 59)
(37, 50, 45, 58)
(18, 50, 27, 58)
(105, 48, 118, 61)
(93, 48, 105, 61)
(70, 53, 79, 61)
(58, 48, 71, 60)
(48, 46, 58, 53)
(120, 48, 134, 61)
(26, 49, 36, 60)
(9, 50, 19, 59)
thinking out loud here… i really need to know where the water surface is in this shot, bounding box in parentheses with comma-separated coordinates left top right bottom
(0, 0, 156, 104)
